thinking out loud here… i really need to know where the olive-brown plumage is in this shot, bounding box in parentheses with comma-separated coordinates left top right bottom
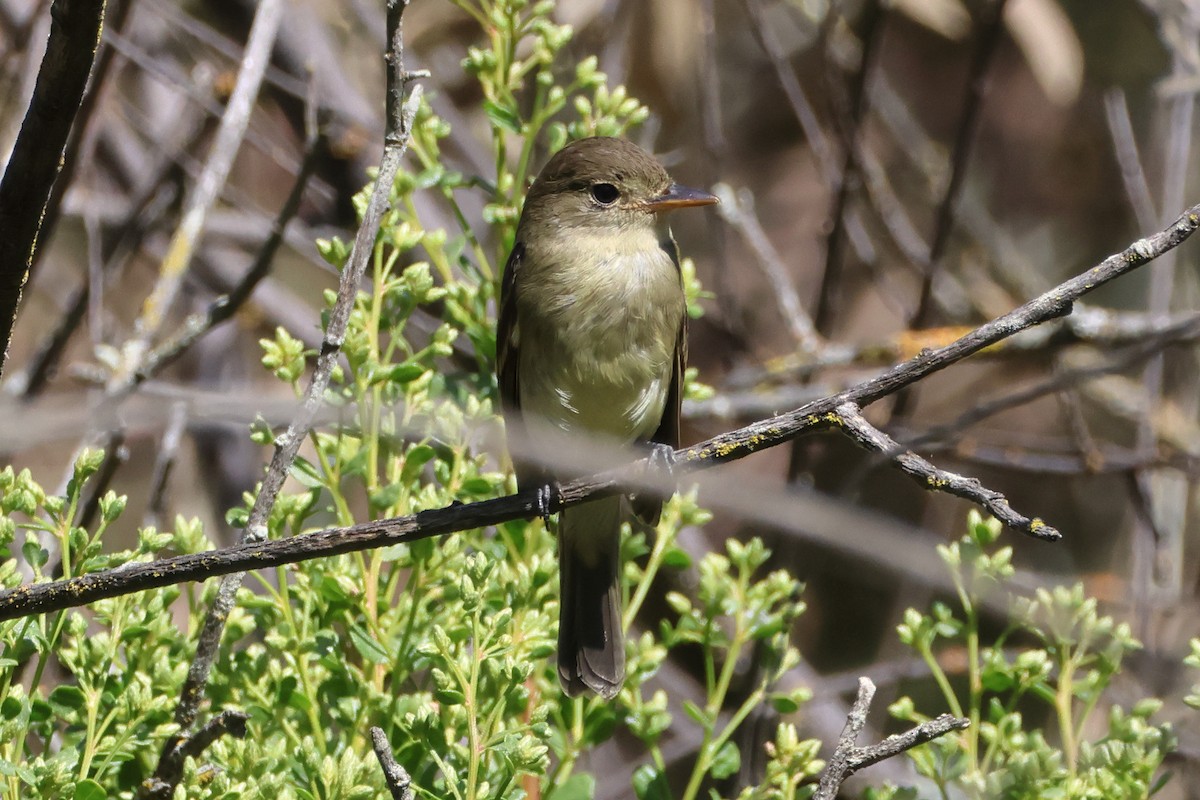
(497, 137, 716, 698)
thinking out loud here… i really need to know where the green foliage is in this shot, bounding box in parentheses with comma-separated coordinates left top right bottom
(1186, 638, 1200, 710)
(643, 537, 813, 800)
(886, 511, 1175, 799)
(0, 455, 207, 797)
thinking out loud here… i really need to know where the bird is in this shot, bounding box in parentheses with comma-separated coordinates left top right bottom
(496, 137, 717, 698)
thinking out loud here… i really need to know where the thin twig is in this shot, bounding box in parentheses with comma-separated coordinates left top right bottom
(815, 0, 887, 336)
(722, 304, 1200, 392)
(1052, 361, 1104, 472)
(740, 0, 877, 265)
(1133, 26, 1199, 611)
(888, 0, 1011, 423)
(714, 183, 822, 353)
(127, 91, 324, 390)
(918, 438, 1198, 477)
(140, 710, 250, 800)
(370, 727, 416, 800)
(834, 403, 1052, 536)
(909, 0, 1010, 329)
(11, 108, 204, 399)
(4, 203, 1200, 620)
(131, 0, 285, 343)
(143, 401, 189, 530)
(814, 678, 968, 800)
(1103, 89, 1158, 231)
(0, 0, 107, 375)
(903, 312, 1200, 452)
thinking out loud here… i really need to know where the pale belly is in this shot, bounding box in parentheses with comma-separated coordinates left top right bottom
(520, 327, 676, 442)
(516, 247, 683, 444)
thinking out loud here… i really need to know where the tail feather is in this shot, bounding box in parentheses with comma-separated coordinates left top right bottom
(557, 496, 625, 699)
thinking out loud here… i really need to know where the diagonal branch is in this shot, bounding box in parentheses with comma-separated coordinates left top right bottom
(130, 0, 285, 344)
(0, 0, 108, 375)
(832, 402, 1052, 537)
(140, 710, 250, 800)
(909, 0, 1010, 329)
(1, 202, 1198, 621)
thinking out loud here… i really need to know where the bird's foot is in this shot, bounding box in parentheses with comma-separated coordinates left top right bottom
(535, 482, 561, 526)
(647, 443, 677, 477)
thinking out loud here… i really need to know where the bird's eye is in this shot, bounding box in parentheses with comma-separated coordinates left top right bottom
(590, 183, 620, 205)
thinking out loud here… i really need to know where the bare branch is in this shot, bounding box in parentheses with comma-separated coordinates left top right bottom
(143, 402, 189, 530)
(740, 0, 876, 267)
(131, 0, 285, 343)
(815, 0, 888, 335)
(903, 312, 1200, 452)
(814, 677, 969, 800)
(370, 727, 416, 800)
(714, 183, 822, 353)
(128, 93, 324, 390)
(0, 0, 107, 375)
(834, 402, 1055, 538)
(909, 0, 1010, 329)
(139, 710, 250, 800)
(1103, 89, 1158, 231)
(149, 2, 427, 790)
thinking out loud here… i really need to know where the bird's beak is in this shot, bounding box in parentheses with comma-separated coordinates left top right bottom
(645, 183, 719, 213)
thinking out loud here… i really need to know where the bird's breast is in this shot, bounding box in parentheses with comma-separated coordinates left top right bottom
(516, 229, 684, 442)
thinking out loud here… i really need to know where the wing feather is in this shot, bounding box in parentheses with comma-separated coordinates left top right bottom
(631, 238, 688, 525)
(497, 241, 551, 492)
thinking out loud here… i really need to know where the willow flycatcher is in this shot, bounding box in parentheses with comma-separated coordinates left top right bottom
(496, 137, 717, 698)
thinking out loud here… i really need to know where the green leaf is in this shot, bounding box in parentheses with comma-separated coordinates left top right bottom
(1150, 770, 1174, 796)
(387, 362, 426, 384)
(400, 445, 437, 484)
(770, 693, 801, 714)
(434, 686, 466, 706)
(710, 741, 740, 779)
(369, 482, 404, 512)
(661, 546, 692, 568)
(632, 765, 671, 800)
(21, 539, 47, 568)
(554, 772, 595, 800)
(981, 667, 1015, 693)
(483, 100, 522, 134)
(348, 625, 390, 664)
(73, 779, 106, 800)
(682, 700, 709, 726)
(98, 491, 127, 524)
(460, 476, 495, 495)
(0, 694, 23, 720)
(49, 684, 86, 710)
(0, 757, 34, 785)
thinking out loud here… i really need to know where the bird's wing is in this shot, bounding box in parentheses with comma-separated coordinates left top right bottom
(648, 315, 686, 452)
(631, 240, 688, 526)
(496, 241, 523, 416)
(497, 241, 549, 492)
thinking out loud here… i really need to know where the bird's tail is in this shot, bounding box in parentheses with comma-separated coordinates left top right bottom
(557, 495, 625, 699)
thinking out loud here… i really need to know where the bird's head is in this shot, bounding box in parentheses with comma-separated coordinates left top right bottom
(519, 137, 717, 234)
